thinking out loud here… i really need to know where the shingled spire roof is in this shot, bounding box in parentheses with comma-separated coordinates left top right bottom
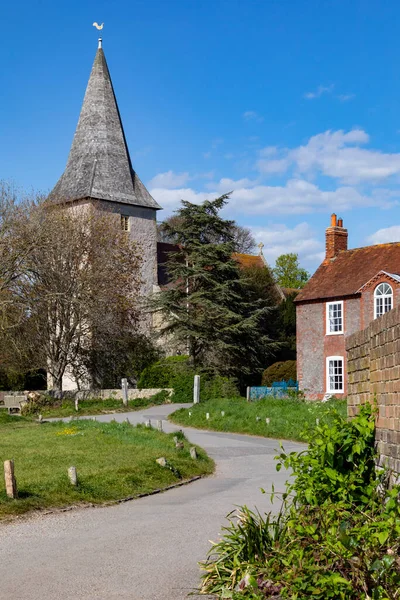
(50, 40, 161, 209)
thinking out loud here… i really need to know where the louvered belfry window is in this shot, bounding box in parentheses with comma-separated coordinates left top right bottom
(121, 215, 130, 232)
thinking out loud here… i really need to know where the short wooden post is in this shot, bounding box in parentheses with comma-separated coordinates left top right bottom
(125, 417, 130, 424)
(157, 420, 163, 432)
(4, 460, 17, 499)
(121, 378, 128, 407)
(74, 398, 79, 412)
(193, 375, 200, 404)
(246, 387, 250, 402)
(146, 419, 151, 428)
(190, 447, 197, 460)
(68, 466, 78, 486)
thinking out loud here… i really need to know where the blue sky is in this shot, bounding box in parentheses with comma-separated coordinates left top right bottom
(2, 0, 400, 274)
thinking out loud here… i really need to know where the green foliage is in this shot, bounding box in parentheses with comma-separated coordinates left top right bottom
(138, 355, 239, 403)
(272, 253, 310, 289)
(200, 403, 400, 599)
(261, 360, 297, 386)
(151, 195, 278, 380)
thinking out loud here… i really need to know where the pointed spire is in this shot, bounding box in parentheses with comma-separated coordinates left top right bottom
(50, 42, 160, 210)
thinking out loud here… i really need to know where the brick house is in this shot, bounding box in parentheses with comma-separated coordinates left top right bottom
(295, 214, 400, 399)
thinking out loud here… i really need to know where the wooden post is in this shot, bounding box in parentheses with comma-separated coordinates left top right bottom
(121, 378, 128, 407)
(157, 420, 163, 432)
(193, 375, 200, 404)
(68, 466, 78, 486)
(146, 419, 151, 428)
(4, 460, 17, 499)
(246, 387, 251, 402)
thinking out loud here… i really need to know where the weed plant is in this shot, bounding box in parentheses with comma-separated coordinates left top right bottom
(200, 403, 400, 599)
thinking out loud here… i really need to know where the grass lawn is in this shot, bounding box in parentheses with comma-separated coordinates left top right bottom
(169, 397, 347, 442)
(0, 412, 214, 520)
(35, 393, 171, 418)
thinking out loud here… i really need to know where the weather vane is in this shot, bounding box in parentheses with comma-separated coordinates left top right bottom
(93, 22, 104, 30)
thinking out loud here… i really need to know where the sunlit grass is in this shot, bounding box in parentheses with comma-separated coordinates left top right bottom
(0, 412, 213, 519)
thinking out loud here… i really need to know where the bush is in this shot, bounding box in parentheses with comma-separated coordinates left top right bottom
(261, 360, 296, 386)
(200, 403, 400, 599)
(138, 356, 240, 403)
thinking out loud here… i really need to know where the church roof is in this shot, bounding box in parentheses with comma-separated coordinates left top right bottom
(49, 41, 161, 210)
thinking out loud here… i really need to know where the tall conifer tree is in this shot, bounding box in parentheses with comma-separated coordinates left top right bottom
(153, 195, 277, 380)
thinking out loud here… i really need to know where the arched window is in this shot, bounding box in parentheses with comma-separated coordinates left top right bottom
(374, 282, 393, 319)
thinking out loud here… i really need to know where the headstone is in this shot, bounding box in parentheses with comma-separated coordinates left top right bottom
(206, 412, 210, 420)
(156, 457, 167, 467)
(188, 411, 192, 417)
(74, 398, 79, 412)
(246, 387, 250, 401)
(68, 466, 78, 486)
(157, 420, 163, 432)
(190, 447, 197, 460)
(316, 418, 320, 426)
(38, 414, 43, 424)
(173, 435, 178, 443)
(146, 419, 151, 428)
(121, 378, 128, 407)
(193, 375, 200, 404)
(266, 417, 270, 425)
(4, 460, 17, 499)
(221, 411, 225, 417)
(175, 441, 184, 450)
(256, 416, 260, 422)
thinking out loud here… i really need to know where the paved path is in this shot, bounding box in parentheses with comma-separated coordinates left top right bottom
(0, 404, 304, 600)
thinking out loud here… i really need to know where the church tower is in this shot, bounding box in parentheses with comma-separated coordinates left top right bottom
(49, 39, 161, 299)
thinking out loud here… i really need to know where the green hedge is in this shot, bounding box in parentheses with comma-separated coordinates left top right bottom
(138, 356, 240, 402)
(261, 360, 297, 386)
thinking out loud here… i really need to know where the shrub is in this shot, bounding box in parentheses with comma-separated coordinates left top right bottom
(200, 403, 400, 599)
(261, 360, 296, 386)
(138, 356, 240, 403)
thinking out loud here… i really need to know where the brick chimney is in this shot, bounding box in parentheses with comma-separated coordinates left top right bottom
(325, 213, 348, 260)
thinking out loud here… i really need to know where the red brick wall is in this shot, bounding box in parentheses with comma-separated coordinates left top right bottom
(346, 306, 400, 474)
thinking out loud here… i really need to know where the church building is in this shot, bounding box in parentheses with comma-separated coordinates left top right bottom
(49, 38, 161, 301)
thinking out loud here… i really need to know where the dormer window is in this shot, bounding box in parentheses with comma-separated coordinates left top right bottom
(374, 282, 393, 319)
(326, 301, 343, 335)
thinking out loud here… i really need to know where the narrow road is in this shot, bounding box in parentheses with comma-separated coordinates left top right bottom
(0, 404, 304, 600)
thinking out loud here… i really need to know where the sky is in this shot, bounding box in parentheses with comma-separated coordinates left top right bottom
(2, 0, 400, 274)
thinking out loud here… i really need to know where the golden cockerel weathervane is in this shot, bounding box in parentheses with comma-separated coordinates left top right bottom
(93, 22, 104, 30)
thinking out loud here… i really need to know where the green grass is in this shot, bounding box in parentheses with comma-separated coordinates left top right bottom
(169, 396, 348, 442)
(31, 393, 170, 418)
(0, 412, 214, 520)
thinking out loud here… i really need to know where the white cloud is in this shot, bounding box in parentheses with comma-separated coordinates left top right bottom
(337, 93, 355, 102)
(252, 222, 324, 266)
(243, 110, 264, 123)
(303, 84, 334, 99)
(292, 129, 400, 183)
(148, 170, 190, 189)
(367, 225, 400, 245)
(150, 187, 211, 212)
(255, 129, 400, 185)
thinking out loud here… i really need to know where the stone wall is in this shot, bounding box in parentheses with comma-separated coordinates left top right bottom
(346, 305, 400, 473)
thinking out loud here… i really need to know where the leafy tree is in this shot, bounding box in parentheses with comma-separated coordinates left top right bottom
(152, 195, 277, 381)
(158, 214, 256, 253)
(272, 253, 309, 289)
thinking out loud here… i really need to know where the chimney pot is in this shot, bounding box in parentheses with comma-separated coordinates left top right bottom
(325, 214, 348, 260)
(337, 218, 343, 227)
(330, 213, 337, 227)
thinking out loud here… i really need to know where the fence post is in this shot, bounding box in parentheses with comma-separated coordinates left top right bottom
(4, 460, 17, 499)
(246, 386, 251, 402)
(193, 375, 200, 404)
(121, 378, 128, 407)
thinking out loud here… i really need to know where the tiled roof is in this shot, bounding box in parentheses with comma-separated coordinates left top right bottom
(232, 253, 264, 269)
(296, 242, 400, 303)
(49, 44, 160, 210)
